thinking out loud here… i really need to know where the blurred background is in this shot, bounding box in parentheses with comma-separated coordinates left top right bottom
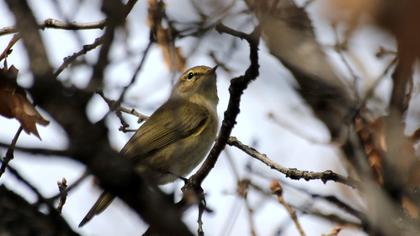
(0, 0, 419, 235)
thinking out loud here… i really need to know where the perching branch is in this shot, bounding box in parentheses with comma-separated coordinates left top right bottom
(185, 23, 260, 189)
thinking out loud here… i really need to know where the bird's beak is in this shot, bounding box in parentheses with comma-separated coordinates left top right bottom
(210, 65, 218, 74)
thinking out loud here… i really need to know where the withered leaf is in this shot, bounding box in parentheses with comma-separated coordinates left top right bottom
(147, 0, 186, 72)
(0, 65, 49, 139)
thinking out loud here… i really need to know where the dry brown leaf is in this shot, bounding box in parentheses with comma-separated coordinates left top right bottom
(156, 27, 186, 72)
(147, 0, 186, 72)
(0, 65, 49, 138)
(355, 116, 385, 184)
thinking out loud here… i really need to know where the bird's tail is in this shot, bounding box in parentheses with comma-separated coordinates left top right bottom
(78, 191, 114, 227)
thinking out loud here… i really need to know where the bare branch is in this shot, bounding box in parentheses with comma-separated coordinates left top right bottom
(0, 143, 73, 157)
(0, 33, 20, 62)
(3, 163, 55, 210)
(184, 23, 260, 189)
(97, 90, 149, 132)
(0, 185, 78, 235)
(0, 126, 23, 178)
(48, 172, 88, 202)
(227, 136, 359, 188)
(116, 40, 153, 106)
(0, 18, 105, 36)
(54, 36, 103, 77)
(331, 23, 359, 100)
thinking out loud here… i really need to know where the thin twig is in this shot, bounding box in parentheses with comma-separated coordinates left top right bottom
(97, 90, 149, 132)
(48, 171, 89, 201)
(282, 182, 364, 221)
(2, 162, 55, 210)
(0, 33, 20, 62)
(54, 36, 103, 77)
(359, 56, 398, 108)
(220, 150, 242, 235)
(300, 208, 361, 228)
(227, 136, 359, 188)
(0, 18, 106, 36)
(116, 39, 153, 106)
(0, 143, 73, 157)
(270, 180, 306, 236)
(243, 187, 258, 236)
(88, 0, 138, 89)
(246, 163, 366, 225)
(225, 149, 258, 236)
(0, 126, 23, 178)
(331, 24, 359, 100)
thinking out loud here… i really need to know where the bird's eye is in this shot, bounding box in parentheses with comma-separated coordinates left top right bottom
(186, 72, 194, 80)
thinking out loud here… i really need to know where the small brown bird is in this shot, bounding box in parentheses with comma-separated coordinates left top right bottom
(79, 65, 219, 227)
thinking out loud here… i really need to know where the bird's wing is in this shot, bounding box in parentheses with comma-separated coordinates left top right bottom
(120, 98, 209, 161)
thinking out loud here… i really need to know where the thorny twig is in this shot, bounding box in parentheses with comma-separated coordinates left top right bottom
(227, 136, 359, 188)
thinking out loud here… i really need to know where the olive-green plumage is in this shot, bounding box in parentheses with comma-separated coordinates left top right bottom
(79, 65, 219, 227)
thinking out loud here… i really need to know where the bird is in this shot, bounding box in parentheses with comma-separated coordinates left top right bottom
(79, 65, 219, 227)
